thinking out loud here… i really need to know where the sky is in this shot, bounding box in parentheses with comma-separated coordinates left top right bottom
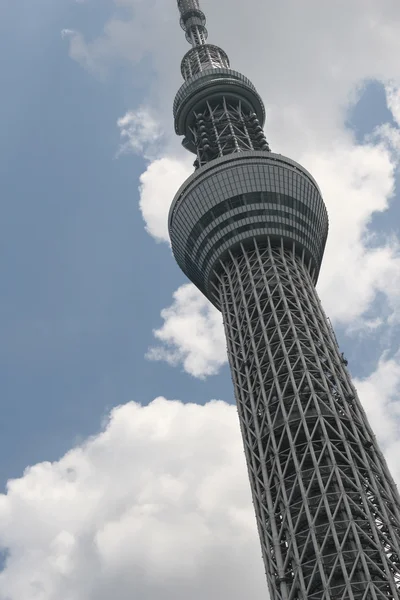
(0, 0, 400, 598)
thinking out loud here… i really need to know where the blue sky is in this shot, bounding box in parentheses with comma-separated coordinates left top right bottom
(0, 1, 400, 598)
(0, 0, 233, 486)
(0, 0, 399, 484)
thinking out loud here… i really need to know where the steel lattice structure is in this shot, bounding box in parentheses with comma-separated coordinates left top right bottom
(168, 2, 400, 599)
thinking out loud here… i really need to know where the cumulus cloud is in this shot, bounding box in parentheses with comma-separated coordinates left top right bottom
(22, 8, 400, 597)
(138, 156, 192, 243)
(117, 108, 164, 159)
(376, 85, 400, 155)
(0, 398, 266, 600)
(63, 1, 400, 375)
(145, 134, 400, 378)
(147, 284, 226, 377)
(61, 3, 158, 79)
(386, 83, 400, 126)
(354, 353, 400, 485)
(61, 0, 400, 146)
(61, 28, 106, 77)
(0, 364, 399, 599)
(308, 139, 400, 323)
(115, 107, 192, 242)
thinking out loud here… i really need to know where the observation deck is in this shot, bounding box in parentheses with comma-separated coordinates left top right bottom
(169, 151, 328, 308)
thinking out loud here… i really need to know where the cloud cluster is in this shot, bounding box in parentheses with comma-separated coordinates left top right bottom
(147, 283, 226, 377)
(386, 84, 400, 126)
(306, 139, 400, 323)
(116, 108, 164, 160)
(9, 6, 397, 599)
(0, 398, 265, 600)
(126, 0, 400, 376)
(1, 360, 399, 600)
(354, 353, 400, 485)
(66, 0, 400, 377)
(138, 156, 192, 242)
(145, 135, 400, 378)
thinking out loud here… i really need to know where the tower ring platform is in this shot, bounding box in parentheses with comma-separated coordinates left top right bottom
(169, 151, 329, 308)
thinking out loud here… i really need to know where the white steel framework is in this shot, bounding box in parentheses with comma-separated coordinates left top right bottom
(218, 240, 400, 600)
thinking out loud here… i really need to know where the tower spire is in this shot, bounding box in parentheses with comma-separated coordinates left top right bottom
(177, 0, 231, 83)
(177, 0, 208, 47)
(174, 0, 269, 167)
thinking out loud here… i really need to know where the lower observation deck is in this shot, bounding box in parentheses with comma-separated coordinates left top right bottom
(169, 152, 329, 308)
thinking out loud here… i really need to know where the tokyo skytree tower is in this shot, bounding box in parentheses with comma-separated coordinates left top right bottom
(168, 1, 400, 598)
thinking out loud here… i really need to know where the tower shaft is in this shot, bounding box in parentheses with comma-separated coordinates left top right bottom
(219, 240, 400, 600)
(168, 1, 400, 598)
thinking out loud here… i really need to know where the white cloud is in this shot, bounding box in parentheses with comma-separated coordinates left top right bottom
(117, 108, 164, 159)
(115, 108, 192, 243)
(63, 1, 400, 373)
(147, 284, 226, 377)
(61, 0, 400, 147)
(386, 83, 400, 126)
(61, 29, 76, 39)
(144, 137, 400, 378)
(138, 156, 192, 243)
(141, 135, 400, 377)
(0, 398, 266, 600)
(23, 9, 400, 596)
(308, 139, 400, 323)
(61, 28, 106, 77)
(0, 361, 399, 599)
(354, 353, 400, 485)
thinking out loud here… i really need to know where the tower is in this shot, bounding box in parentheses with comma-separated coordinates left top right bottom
(168, 1, 400, 598)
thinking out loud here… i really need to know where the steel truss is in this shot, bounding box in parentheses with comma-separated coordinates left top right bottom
(181, 44, 230, 80)
(218, 239, 400, 600)
(192, 99, 270, 167)
(177, 0, 208, 46)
